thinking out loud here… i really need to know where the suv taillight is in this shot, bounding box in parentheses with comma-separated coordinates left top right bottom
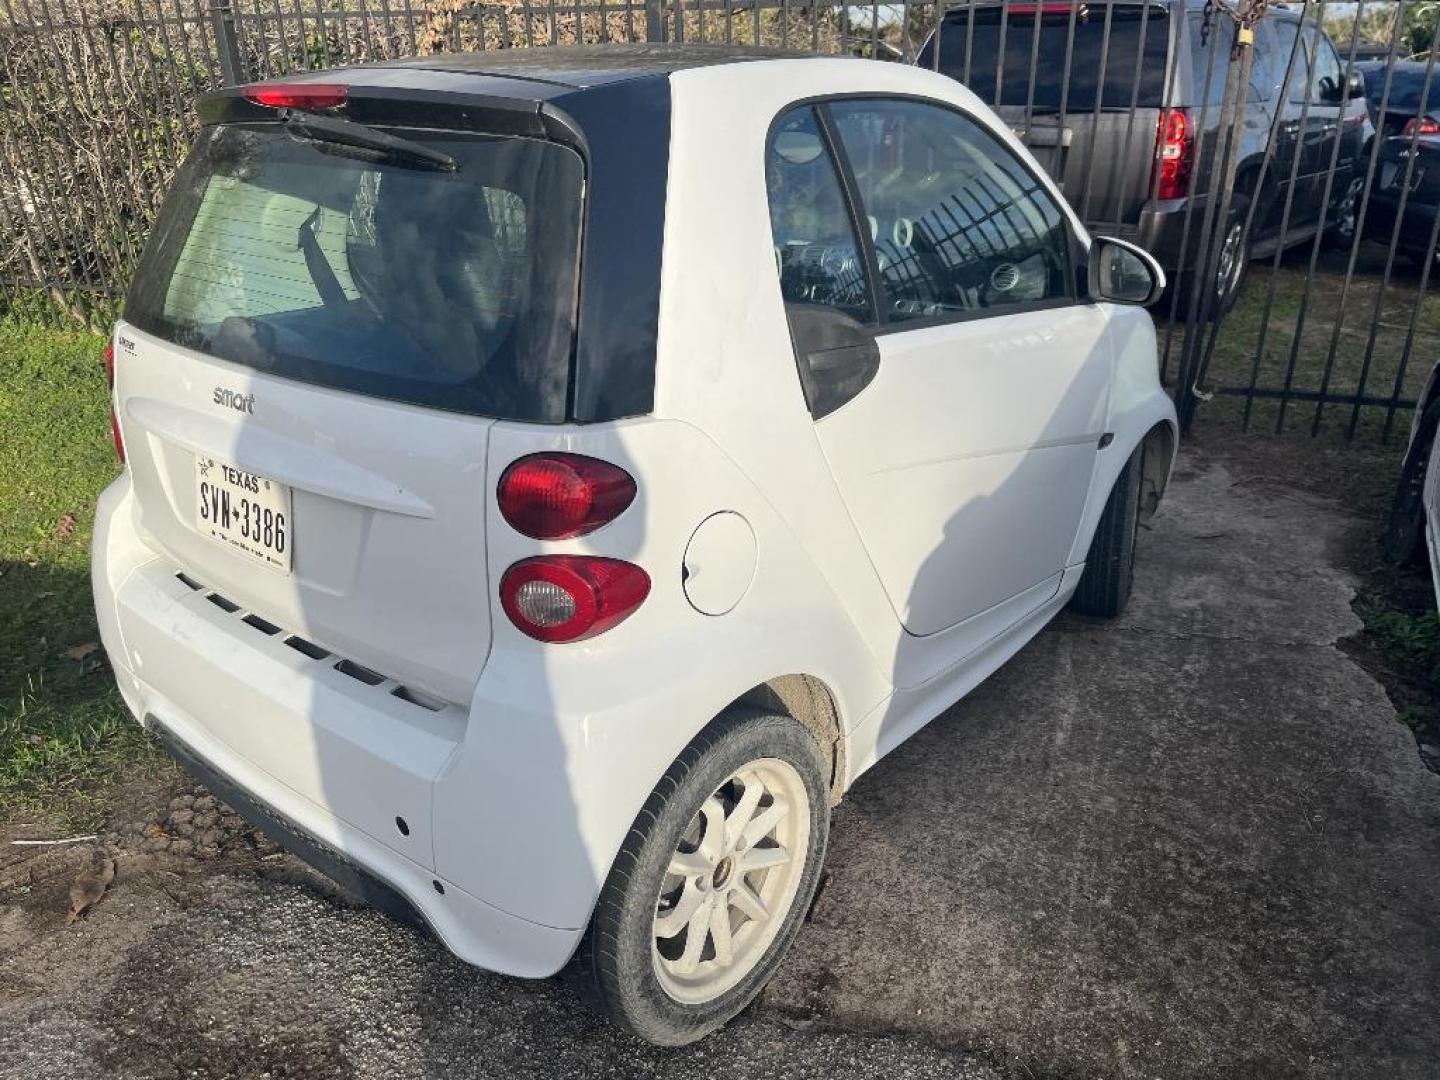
(497, 453, 637, 540)
(1403, 115, 1440, 137)
(104, 341, 124, 463)
(500, 556, 650, 643)
(1152, 108, 1194, 201)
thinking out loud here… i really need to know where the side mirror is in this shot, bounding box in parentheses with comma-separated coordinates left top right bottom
(1347, 70, 1366, 100)
(1089, 236, 1166, 307)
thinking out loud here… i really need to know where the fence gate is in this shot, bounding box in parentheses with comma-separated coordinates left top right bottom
(1, 0, 1437, 439)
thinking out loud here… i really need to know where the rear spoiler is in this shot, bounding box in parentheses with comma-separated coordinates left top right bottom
(196, 80, 586, 153)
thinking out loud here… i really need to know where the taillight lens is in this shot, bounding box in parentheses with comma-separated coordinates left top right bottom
(500, 556, 651, 643)
(1402, 115, 1440, 137)
(242, 83, 348, 110)
(497, 453, 637, 540)
(1152, 108, 1194, 201)
(104, 341, 124, 463)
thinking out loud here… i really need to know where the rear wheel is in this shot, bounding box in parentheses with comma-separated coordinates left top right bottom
(1070, 442, 1145, 617)
(1325, 175, 1365, 250)
(1384, 398, 1440, 564)
(570, 711, 830, 1046)
(1175, 196, 1251, 321)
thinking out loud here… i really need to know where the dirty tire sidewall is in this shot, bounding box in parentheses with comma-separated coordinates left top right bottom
(1070, 442, 1144, 618)
(571, 711, 830, 1047)
(1384, 399, 1440, 564)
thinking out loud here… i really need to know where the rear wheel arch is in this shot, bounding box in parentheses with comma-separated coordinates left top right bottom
(1139, 420, 1177, 523)
(726, 674, 845, 806)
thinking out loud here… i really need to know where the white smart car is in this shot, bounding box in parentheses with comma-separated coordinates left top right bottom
(92, 45, 1177, 1044)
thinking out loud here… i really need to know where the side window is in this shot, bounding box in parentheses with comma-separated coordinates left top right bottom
(1189, 14, 1271, 106)
(1283, 23, 1317, 103)
(1308, 30, 1343, 104)
(766, 107, 872, 324)
(1269, 19, 1308, 102)
(826, 98, 1072, 323)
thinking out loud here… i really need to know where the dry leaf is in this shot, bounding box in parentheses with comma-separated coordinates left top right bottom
(64, 642, 99, 663)
(143, 822, 170, 840)
(54, 513, 77, 539)
(66, 853, 116, 924)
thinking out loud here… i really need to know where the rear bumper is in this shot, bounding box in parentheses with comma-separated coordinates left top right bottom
(92, 473, 582, 977)
(1364, 192, 1439, 256)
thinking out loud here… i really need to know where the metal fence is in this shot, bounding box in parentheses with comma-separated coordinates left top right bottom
(2, 0, 1438, 438)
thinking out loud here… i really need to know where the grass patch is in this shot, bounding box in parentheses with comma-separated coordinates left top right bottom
(0, 316, 163, 828)
(1176, 240, 1440, 441)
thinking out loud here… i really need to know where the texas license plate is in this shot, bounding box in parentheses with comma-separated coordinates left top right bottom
(194, 456, 292, 572)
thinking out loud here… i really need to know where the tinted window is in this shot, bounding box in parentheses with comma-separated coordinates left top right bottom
(828, 99, 1072, 322)
(1189, 12, 1272, 105)
(1307, 29, 1342, 103)
(921, 4, 1171, 111)
(766, 108, 872, 324)
(1270, 20, 1310, 103)
(127, 124, 584, 422)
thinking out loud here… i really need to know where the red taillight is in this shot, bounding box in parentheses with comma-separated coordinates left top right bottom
(1152, 108, 1194, 201)
(242, 83, 348, 110)
(497, 453, 637, 540)
(1403, 115, 1440, 137)
(104, 341, 124, 463)
(500, 556, 651, 643)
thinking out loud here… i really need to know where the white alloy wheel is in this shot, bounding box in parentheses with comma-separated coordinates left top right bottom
(570, 710, 829, 1046)
(652, 760, 811, 1004)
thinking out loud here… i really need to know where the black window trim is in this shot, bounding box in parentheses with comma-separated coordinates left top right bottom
(768, 91, 1087, 340)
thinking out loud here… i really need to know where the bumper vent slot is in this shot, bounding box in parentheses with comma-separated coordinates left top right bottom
(335, 658, 384, 686)
(243, 614, 282, 636)
(284, 635, 331, 660)
(392, 685, 444, 712)
(175, 567, 450, 714)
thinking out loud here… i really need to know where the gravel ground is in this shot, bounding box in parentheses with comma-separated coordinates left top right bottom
(2, 444, 1438, 1079)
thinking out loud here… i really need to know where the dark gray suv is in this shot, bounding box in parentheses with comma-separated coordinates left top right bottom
(920, 0, 1372, 315)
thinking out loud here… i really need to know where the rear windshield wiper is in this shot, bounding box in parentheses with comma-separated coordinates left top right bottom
(284, 112, 457, 173)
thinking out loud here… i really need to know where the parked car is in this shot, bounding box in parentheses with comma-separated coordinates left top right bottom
(1385, 354, 1440, 598)
(919, 0, 1373, 317)
(1355, 59, 1440, 139)
(1364, 132, 1440, 265)
(92, 45, 1177, 1045)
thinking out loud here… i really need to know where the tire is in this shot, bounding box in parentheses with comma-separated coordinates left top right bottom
(1324, 175, 1365, 251)
(569, 710, 830, 1046)
(1174, 195, 1252, 321)
(1070, 442, 1145, 617)
(1383, 398, 1440, 565)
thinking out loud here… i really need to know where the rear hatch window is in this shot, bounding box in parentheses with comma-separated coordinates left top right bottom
(126, 123, 584, 422)
(923, 3, 1172, 111)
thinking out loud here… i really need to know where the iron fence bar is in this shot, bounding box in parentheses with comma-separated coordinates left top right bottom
(1226, 3, 1310, 429)
(1108, 0, 1154, 233)
(1074, 0, 1116, 221)
(1175, 27, 1254, 430)
(0, 15, 82, 320)
(1216, 387, 1418, 408)
(1383, 206, 1440, 441)
(1147, 8, 1187, 384)
(1051, 0, 1080, 204)
(1157, 0, 1227, 382)
(992, 0, 1007, 105)
(1020, 3, 1042, 140)
(1246, 2, 1325, 429)
(1344, 42, 1440, 437)
(1308, 0, 1412, 434)
(17, 0, 122, 303)
(46, 0, 123, 283)
(928, 0, 941, 71)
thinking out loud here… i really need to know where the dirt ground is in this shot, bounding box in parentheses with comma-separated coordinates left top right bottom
(3, 439, 1438, 1080)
